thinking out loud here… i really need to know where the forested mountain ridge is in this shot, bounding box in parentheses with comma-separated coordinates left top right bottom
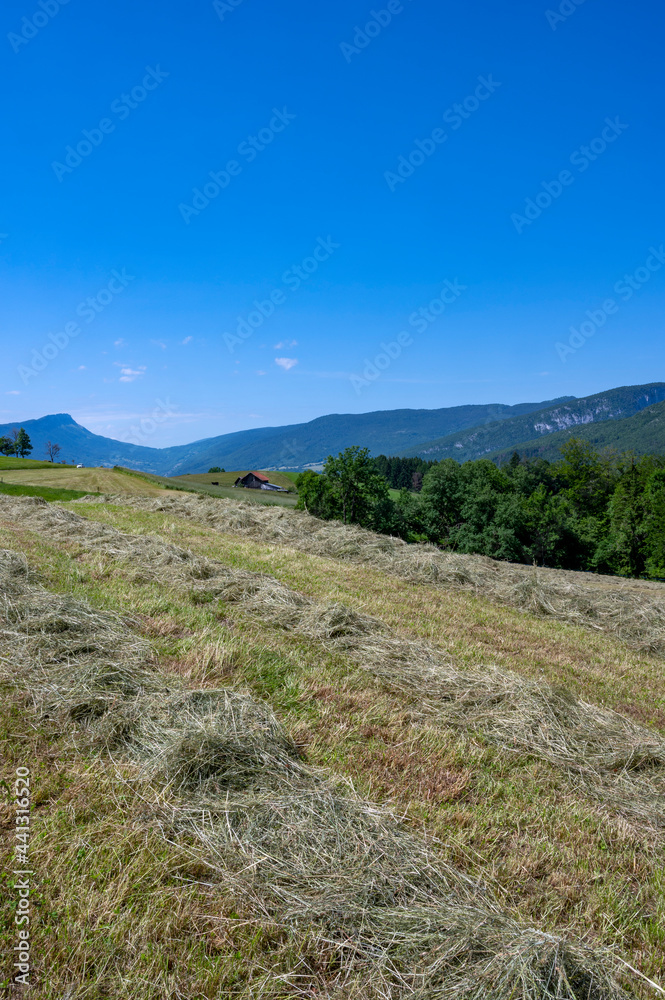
(2, 384, 663, 474)
(488, 397, 665, 463)
(401, 383, 665, 463)
(0, 396, 572, 474)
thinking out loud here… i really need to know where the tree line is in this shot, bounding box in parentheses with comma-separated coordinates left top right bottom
(0, 428, 33, 458)
(372, 454, 436, 491)
(296, 442, 665, 579)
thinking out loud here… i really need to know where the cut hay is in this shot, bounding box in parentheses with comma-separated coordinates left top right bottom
(72, 491, 665, 657)
(0, 547, 635, 998)
(3, 495, 663, 830)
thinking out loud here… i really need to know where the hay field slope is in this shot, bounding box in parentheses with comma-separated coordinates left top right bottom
(174, 470, 296, 491)
(0, 466, 171, 496)
(1, 493, 664, 998)
(112, 467, 298, 506)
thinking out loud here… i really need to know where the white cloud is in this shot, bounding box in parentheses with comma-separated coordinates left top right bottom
(115, 364, 147, 383)
(275, 357, 298, 371)
(5, 390, 20, 395)
(181, 336, 193, 345)
(274, 340, 298, 349)
(77, 365, 86, 371)
(256, 370, 267, 376)
(151, 339, 167, 350)
(114, 338, 126, 348)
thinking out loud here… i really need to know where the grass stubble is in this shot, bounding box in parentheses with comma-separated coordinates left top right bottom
(0, 494, 664, 996)
(0, 544, 637, 999)
(76, 492, 665, 657)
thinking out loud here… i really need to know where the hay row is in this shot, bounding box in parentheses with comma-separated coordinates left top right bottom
(3, 494, 665, 833)
(74, 491, 665, 657)
(0, 545, 633, 998)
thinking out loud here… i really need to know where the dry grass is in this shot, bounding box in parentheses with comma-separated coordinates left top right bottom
(66, 496, 665, 731)
(73, 492, 665, 658)
(3, 495, 665, 834)
(0, 467, 169, 496)
(0, 547, 636, 998)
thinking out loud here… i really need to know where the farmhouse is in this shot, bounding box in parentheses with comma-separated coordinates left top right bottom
(234, 472, 289, 491)
(234, 472, 269, 489)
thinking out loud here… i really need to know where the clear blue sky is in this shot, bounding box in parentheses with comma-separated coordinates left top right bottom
(1, 0, 663, 447)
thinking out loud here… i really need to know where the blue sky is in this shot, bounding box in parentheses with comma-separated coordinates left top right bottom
(1, 0, 663, 447)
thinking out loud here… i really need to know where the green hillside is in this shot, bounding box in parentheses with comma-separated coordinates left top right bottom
(401, 383, 665, 463)
(0, 399, 573, 475)
(113, 467, 298, 507)
(174, 470, 296, 491)
(0, 456, 75, 471)
(489, 397, 665, 463)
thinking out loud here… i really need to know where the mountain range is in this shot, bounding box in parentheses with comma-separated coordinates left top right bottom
(401, 383, 665, 462)
(1, 382, 663, 475)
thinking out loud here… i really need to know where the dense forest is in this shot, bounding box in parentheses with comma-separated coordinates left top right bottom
(296, 441, 665, 579)
(372, 454, 436, 491)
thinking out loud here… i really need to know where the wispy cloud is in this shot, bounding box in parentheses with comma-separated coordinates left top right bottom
(256, 370, 267, 376)
(113, 363, 147, 383)
(151, 339, 167, 350)
(275, 357, 298, 371)
(274, 339, 298, 349)
(181, 336, 193, 345)
(5, 390, 20, 395)
(114, 338, 126, 348)
(76, 365, 86, 371)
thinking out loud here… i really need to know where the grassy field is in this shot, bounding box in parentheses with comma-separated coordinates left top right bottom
(174, 470, 296, 491)
(167, 470, 298, 506)
(0, 456, 75, 471)
(0, 482, 87, 501)
(0, 466, 170, 496)
(0, 494, 663, 998)
(0, 461, 299, 507)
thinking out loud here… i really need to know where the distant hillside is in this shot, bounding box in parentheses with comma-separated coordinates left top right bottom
(0, 414, 167, 472)
(489, 396, 665, 463)
(0, 397, 573, 476)
(3, 385, 662, 475)
(400, 383, 665, 462)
